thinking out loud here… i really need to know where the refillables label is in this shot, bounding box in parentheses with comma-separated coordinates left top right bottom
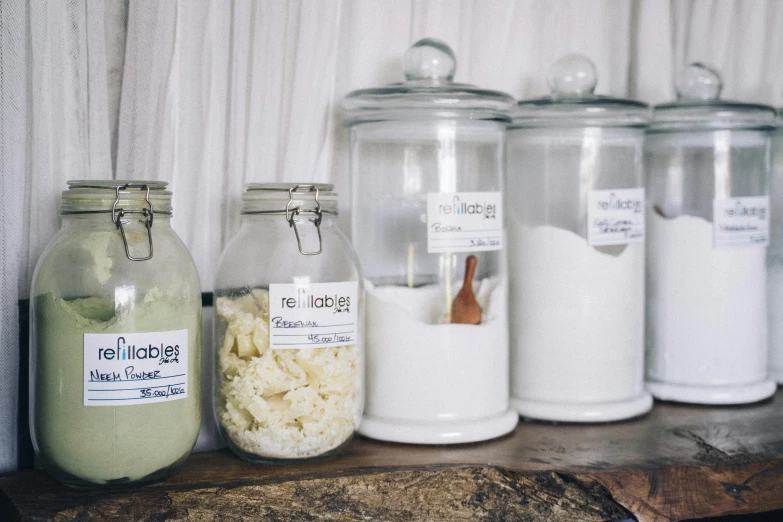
(268, 281, 359, 349)
(426, 191, 504, 253)
(587, 188, 645, 246)
(83, 329, 188, 406)
(713, 196, 770, 248)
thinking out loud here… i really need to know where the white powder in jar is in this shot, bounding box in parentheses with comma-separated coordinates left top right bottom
(509, 222, 645, 405)
(646, 212, 768, 386)
(364, 277, 509, 422)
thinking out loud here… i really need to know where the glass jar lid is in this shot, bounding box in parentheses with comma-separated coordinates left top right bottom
(62, 180, 172, 214)
(343, 38, 514, 125)
(650, 63, 776, 133)
(242, 183, 338, 214)
(511, 54, 649, 128)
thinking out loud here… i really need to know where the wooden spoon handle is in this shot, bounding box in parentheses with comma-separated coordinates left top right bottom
(463, 255, 477, 287)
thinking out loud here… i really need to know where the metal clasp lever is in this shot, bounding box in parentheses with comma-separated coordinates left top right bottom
(286, 184, 322, 256)
(112, 183, 154, 261)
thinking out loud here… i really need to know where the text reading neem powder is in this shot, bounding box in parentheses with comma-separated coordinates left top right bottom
(83, 329, 188, 406)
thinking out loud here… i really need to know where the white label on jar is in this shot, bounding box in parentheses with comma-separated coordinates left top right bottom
(713, 196, 770, 248)
(587, 188, 645, 246)
(426, 192, 503, 253)
(83, 330, 188, 406)
(269, 281, 358, 349)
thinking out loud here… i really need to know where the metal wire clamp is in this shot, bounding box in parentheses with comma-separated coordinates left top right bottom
(286, 184, 323, 256)
(112, 183, 154, 261)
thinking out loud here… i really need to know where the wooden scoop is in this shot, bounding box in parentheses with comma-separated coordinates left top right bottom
(451, 255, 482, 325)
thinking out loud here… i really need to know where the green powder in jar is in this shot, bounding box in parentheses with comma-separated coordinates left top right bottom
(33, 291, 201, 485)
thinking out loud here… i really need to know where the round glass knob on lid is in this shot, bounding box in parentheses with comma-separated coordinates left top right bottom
(547, 54, 598, 98)
(650, 61, 775, 132)
(511, 53, 648, 128)
(403, 38, 456, 82)
(676, 62, 723, 101)
(342, 37, 514, 123)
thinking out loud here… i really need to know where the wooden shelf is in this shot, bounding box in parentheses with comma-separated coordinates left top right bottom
(3, 391, 783, 521)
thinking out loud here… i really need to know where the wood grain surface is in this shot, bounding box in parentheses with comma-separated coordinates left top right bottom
(3, 391, 783, 521)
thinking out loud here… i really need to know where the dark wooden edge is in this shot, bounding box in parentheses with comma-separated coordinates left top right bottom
(3, 453, 783, 521)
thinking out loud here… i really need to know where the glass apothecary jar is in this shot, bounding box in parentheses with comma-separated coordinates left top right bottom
(646, 63, 776, 404)
(768, 110, 783, 383)
(507, 55, 652, 422)
(30, 181, 202, 487)
(343, 38, 518, 444)
(213, 184, 364, 462)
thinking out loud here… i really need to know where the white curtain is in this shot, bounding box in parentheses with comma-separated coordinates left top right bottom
(2, 0, 783, 471)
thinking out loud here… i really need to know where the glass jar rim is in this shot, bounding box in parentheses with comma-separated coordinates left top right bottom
(649, 101, 777, 132)
(242, 183, 338, 215)
(67, 179, 169, 190)
(510, 96, 650, 128)
(61, 180, 173, 215)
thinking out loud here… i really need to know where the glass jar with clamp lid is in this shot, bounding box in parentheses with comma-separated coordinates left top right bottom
(213, 183, 364, 462)
(30, 180, 202, 487)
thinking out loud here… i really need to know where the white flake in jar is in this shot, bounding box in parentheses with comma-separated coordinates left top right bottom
(216, 289, 360, 459)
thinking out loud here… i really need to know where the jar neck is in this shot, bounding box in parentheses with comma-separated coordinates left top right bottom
(241, 198, 338, 215)
(240, 211, 335, 257)
(241, 211, 336, 227)
(61, 185, 173, 215)
(60, 187, 173, 231)
(61, 212, 172, 230)
(241, 191, 339, 231)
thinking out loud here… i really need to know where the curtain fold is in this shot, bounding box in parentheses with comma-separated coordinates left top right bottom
(1, 0, 118, 471)
(0, 0, 27, 474)
(2, 0, 783, 470)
